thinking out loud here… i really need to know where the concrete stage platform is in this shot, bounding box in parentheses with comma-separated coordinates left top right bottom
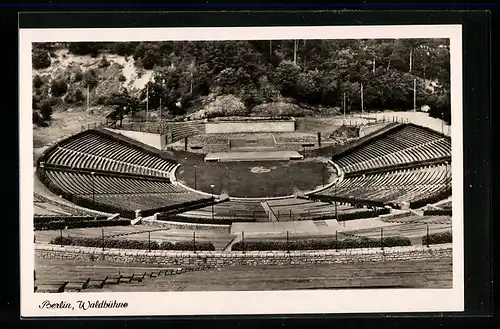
(205, 150, 304, 162)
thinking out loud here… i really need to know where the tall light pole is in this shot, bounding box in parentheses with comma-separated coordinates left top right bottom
(210, 184, 215, 220)
(91, 171, 96, 204)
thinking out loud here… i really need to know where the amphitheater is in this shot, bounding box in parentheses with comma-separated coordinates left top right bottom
(33, 114, 453, 293)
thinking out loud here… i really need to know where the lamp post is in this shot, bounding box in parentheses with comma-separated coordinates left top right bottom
(91, 171, 96, 204)
(194, 165, 197, 190)
(210, 184, 215, 220)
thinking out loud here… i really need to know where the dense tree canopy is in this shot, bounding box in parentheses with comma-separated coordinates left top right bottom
(32, 39, 451, 124)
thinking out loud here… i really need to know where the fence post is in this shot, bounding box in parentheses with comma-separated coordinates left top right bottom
(335, 230, 338, 251)
(426, 225, 429, 247)
(380, 228, 384, 250)
(290, 210, 292, 220)
(242, 231, 245, 252)
(60, 229, 63, 246)
(102, 228, 105, 251)
(193, 231, 196, 252)
(148, 231, 151, 252)
(286, 231, 289, 253)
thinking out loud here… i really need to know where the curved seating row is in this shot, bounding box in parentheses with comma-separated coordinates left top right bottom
(48, 130, 176, 176)
(334, 125, 451, 173)
(45, 169, 206, 212)
(316, 164, 451, 205)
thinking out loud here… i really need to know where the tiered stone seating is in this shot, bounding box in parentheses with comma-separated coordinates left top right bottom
(45, 169, 205, 212)
(334, 125, 451, 173)
(45, 130, 176, 178)
(316, 164, 451, 205)
(167, 121, 205, 142)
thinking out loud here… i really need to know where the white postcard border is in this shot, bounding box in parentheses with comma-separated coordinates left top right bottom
(20, 24, 463, 317)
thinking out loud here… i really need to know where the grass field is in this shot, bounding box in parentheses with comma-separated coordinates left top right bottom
(175, 151, 337, 198)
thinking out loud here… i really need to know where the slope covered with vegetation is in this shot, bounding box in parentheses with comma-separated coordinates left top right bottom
(32, 39, 450, 127)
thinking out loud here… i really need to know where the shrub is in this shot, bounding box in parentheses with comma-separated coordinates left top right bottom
(33, 75, 44, 89)
(231, 236, 411, 251)
(204, 95, 247, 118)
(34, 218, 130, 230)
(83, 69, 99, 88)
(98, 55, 110, 68)
(50, 235, 216, 251)
(32, 49, 51, 69)
(423, 209, 452, 216)
(64, 88, 85, 105)
(73, 71, 83, 82)
(118, 74, 126, 82)
(39, 100, 53, 121)
(422, 231, 452, 245)
(252, 102, 307, 117)
(50, 79, 68, 97)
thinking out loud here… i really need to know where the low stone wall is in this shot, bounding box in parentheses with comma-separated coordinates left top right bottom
(141, 218, 231, 233)
(379, 211, 413, 221)
(35, 243, 452, 268)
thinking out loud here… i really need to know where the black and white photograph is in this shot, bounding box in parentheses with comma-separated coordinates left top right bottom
(20, 25, 463, 316)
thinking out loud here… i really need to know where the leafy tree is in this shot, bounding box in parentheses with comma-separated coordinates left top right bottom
(39, 100, 53, 121)
(33, 75, 44, 89)
(50, 79, 68, 97)
(274, 60, 300, 97)
(83, 69, 99, 88)
(32, 49, 51, 69)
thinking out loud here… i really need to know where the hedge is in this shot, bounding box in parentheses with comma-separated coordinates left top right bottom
(34, 216, 108, 224)
(410, 188, 452, 209)
(421, 231, 452, 245)
(423, 209, 452, 216)
(336, 208, 391, 221)
(50, 236, 216, 251)
(35, 219, 130, 231)
(231, 236, 411, 251)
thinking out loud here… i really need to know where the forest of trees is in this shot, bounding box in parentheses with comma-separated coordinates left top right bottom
(32, 39, 451, 125)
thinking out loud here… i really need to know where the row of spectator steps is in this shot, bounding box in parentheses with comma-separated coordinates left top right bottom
(46, 147, 175, 178)
(177, 199, 269, 222)
(47, 130, 176, 177)
(335, 125, 451, 173)
(265, 198, 364, 222)
(45, 170, 206, 211)
(316, 164, 451, 204)
(166, 121, 205, 142)
(34, 258, 211, 293)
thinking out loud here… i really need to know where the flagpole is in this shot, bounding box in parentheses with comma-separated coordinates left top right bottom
(159, 97, 162, 122)
(87, 85, 90, 111)
(413, 78, 417, 111)
(146, 84, 149, 123)
(343, 92, 346, 121)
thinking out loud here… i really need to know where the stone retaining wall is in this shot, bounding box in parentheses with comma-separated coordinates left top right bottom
(36, 243, 452, 268)
(141, 218, 231, 233)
